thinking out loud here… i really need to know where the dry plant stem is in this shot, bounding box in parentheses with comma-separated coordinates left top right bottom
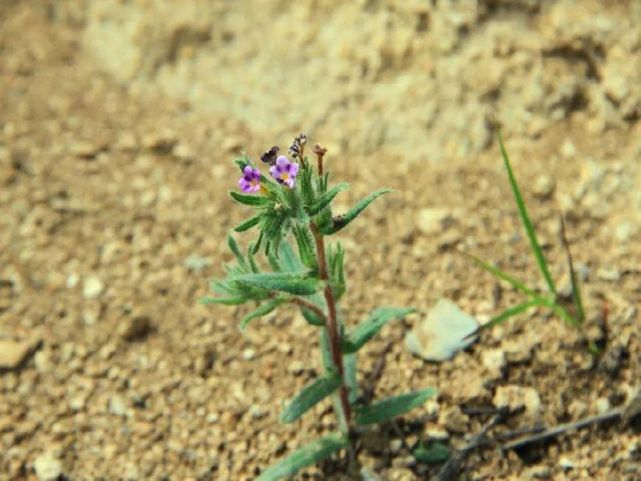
(310, 222, 352, 427)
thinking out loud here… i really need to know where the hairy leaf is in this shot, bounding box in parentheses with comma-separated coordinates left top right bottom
(499, 134, 556, 295)
(256, 434, 348, 481)
(308, 182, 349, 216)
(320, 189, 392, 235)
(342, 307, 415, 353)
(292, 224, 317, 270)
(200, 296, 246, 306)
(280, 372, 342, 423)
(229, 190, 271, 207)
(301, 307, 326, 326)
(234, 215, 262, 232)
(354, 387, 436, 425)
(234, 272, 323, 295)
(240, 299, 283, 330)
(227, 234, 246, 267)
(344, 353, 359, 404)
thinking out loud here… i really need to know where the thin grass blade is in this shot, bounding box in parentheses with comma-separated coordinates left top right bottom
(499, 134, 556, 295)
(560, 216, 585, 324)
(476, 298, 547, 333)
(462, 251, 536, 297)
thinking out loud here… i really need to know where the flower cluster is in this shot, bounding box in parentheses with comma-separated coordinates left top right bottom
(238, 137, 303, 192)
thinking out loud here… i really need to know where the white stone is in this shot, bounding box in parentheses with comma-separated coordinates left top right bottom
(533, 175, 555, 199)
(82, 276, 104, 299)
(109, 395, 128, 417)
(481, 349, 506, 380)
(595, 397, 611, 415)
(417, 208, 456, 236)
(405, 299, 478, 362)
(33, 453, 63, 481)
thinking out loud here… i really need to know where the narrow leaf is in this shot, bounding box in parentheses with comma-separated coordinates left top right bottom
(229, 190, 271, 207)
(301, 307, 326, 326)
(234, 215, 262, 232)
(499, 134, 556, 295)
(462, 251, 536, 297)
(320, 189, 392, 235)
(227, 234, 245, 267)
(477, 298, 547, 333)
(560, 216, 585, 324)
(256, 434, 349, 481)
(342, 307, 415, 354)
(355, 387, 437, 425)
(344, 353, 359, 404)
(308, 182, 349, 216)
(413, 441, 450, 464)
(280, 372, 342, 423)
(200, 296, 246, 306)
(278, 241, 305, 272)
(234, 272, 323, 295)
(240, 299, 282, 330)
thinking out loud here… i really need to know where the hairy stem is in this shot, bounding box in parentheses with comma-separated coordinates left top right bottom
(310, 222, 351, 428)
(288, 296, 327, 322)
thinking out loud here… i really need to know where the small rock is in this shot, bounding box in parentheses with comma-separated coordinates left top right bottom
(481, 349, 506, 380)
(34, 350, 52, 373)
(389, 439, 403, 453)
(558, 456, 575, 469)
(118, 315, 152, 341)
(405, 299, 478, 362)
(0, 337, 41, 370)
(173, 142, 195, 161)
(533, 175, 555, 199)
(417, 208, 456, 235)
(109, 395, 128, 417)
(184, 255, 213, 271)
(142, 130, 177, 154)
(70, 140, 103, 159)
(66, 273, 79, 288)
(82, 276, 104, 299)
(288, 360, 304, 375)
(560, 140, 576, 158)
(615, 223, 636, 243)
(523, 465, 551, 479)
(502, 338, 534, 363)
(70, 395, 86, 411)
(440, 406, 469, 433)
(493, 385, 541, 418)
(425, 426, 449, 440)
(595, 397, 611, 415)
(33, 453, 63, 481)
(596, 267, 621, 282)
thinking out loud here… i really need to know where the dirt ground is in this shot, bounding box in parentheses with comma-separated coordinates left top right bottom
(1, 1, 641, 480)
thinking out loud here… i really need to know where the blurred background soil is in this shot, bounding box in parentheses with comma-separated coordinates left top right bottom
(1, 1, 641, 480)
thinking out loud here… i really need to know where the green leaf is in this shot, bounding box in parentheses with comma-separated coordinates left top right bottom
(234, 215, 262, 232)
(462, 251, 537, 298)
(280, 372, 342, 423)
(292, 224, 317, 271)
(320, 328, 334, 372)
(328, 242, 346, 300)
(200, 296, 246, 306)
(278, 241, 305, 272)
(413, 441, 450, 464)
(301, 307, 326, 326)
(233, 153, 252, 172)
(308, 182, 349, 216)
(256, 434, 349, 481)
(320, 189, 392, 235)
(344, 353, 359, 404)
(342, 307, 415, 353)
(499, 134, 556, 295)
(479, 298, 547, 332)
(234, 272, 323, 295)
(354, 387, 436, 425)
(227, 234, 245, 267)
(229, 190, 271, 207)
(249, 231, 263, 256)
(240, 299, 283, 330)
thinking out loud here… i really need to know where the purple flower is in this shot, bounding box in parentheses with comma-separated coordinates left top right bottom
(238, 166, 261, 193)
(269, 155, 299, 188)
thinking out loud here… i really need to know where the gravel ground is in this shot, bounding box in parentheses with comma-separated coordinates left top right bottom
(1, 2, 641, 480)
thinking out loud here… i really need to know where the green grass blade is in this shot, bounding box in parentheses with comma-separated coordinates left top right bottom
(478, 298, 547, 332)
(354, 387, 436, 425)
(461, 251, 536, 297)
(342, 307, 415, 354)
(499, 134, 556, 295)
(280, 372, 342, 423)
(256, 434, 349, 481)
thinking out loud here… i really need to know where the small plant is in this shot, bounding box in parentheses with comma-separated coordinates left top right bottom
(203, 135, 435, 480)
(465, 135, 592, 349)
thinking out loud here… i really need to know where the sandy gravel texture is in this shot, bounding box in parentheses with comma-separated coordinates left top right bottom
(1, 1, 641, 480)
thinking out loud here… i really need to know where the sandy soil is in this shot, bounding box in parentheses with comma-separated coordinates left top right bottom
(1, 2, 641, 480)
